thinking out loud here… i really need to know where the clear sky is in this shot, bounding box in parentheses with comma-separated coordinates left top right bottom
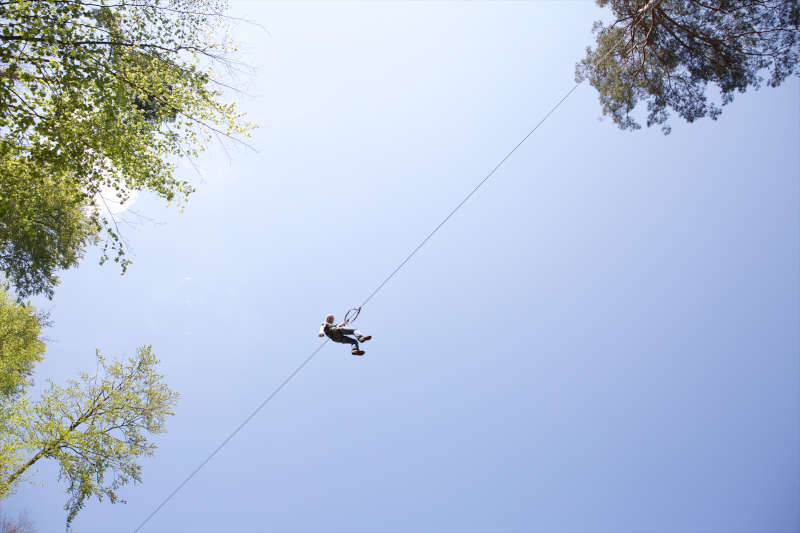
(4, 2, 799, 532)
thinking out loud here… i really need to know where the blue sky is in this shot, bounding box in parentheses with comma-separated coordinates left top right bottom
(4, 2, 799, 532)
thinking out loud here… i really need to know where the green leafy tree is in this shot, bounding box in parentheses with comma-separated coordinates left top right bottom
(576, 0, 800, 133)
(0, 290, 45, 403)
(0, 160, 97, 299)
(0, 0, 253, 298)
(0, 344, 178, 528)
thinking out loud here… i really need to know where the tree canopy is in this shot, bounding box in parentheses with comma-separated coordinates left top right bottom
(0, 320, 177, 529)
(1, 2, 238, 525)
(0, 0, 253, 298)
(0, 290, 44, 405)
(0, 161, 97, 299)
(576, 0, 800, 133)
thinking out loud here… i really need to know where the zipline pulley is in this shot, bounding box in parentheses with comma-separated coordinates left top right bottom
(343, 306, 361, 325)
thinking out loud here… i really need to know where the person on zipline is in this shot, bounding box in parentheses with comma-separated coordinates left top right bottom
(318, 314, 372, 356)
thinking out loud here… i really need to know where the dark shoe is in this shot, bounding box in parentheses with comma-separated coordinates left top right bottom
(358, 335, 371, 342)
(352, 349, 365, 356)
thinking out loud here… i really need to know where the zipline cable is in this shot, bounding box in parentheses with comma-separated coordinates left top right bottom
(359, 82, 581, 309)
(359, 0, 661, 308)
(133, 341, 327, 532)
(133, 5, 657, 528)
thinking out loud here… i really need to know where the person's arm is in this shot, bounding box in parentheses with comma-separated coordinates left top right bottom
(318, 324, 326, 337)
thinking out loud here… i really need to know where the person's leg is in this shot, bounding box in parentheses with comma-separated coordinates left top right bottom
(342, 335, 364, 355)
(341, 335, 359, 349)
(354, 329, 372, 342)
